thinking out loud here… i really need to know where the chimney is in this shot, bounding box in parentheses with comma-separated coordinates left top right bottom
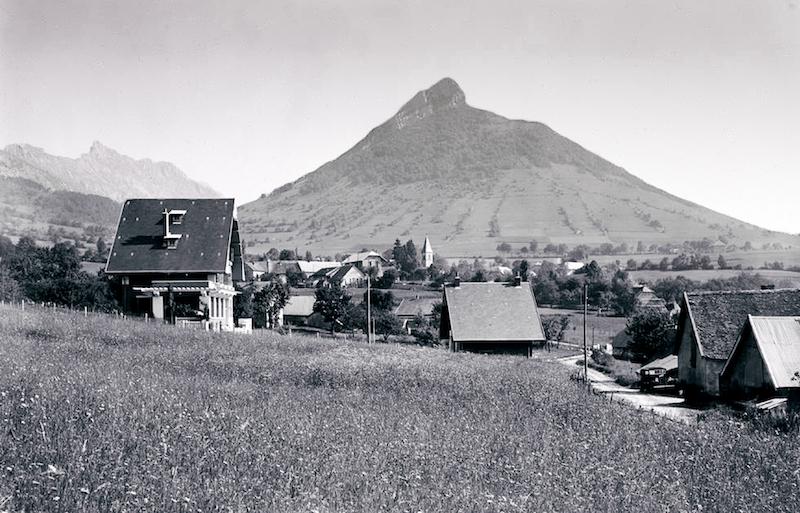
(514, 274, 521, 287)
(454, 275, 461, 288)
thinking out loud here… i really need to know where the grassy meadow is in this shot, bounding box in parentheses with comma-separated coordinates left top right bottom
(1, 306, 799, 512)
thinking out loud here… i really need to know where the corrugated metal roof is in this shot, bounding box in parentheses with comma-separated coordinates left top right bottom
(748, 316, 800, 389)
(106, 198, 235, 273)
(444, 282, 545, 342)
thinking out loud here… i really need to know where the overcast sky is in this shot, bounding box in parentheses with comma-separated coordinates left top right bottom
(1, 0, 798, 233)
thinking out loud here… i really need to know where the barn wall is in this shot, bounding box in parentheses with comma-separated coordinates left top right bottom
(677, 316, 725, 397)
(721, 332, 772, 400)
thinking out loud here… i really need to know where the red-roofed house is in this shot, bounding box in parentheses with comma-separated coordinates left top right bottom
(439, 277, 546, 356)
(105, 198, 244, 331)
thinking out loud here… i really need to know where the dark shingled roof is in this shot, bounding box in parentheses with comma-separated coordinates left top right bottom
(106, 198, 235, 273)
(685, 289, 800, 360)
(443, 282, 545, 342)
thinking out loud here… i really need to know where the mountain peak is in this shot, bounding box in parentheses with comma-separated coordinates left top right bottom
(89, 140, 116, 157)
(394, 77, 466, 128)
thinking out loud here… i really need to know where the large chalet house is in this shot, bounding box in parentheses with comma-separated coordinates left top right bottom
(342, 251, 388, 277)
(675, 289, 800, 398)
(439, 276, 546, 356)
(105, 198, 245, 331)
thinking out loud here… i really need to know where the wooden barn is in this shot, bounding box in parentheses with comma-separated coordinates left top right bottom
(675, 289, 800, 398)
(720, 316, 800, 402)
(439, 276, 545, 356)
(105, 198, 244, 331)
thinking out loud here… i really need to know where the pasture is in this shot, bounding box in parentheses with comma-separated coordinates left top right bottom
(628, 268, 800, 287)
(1, 306, 799, 512)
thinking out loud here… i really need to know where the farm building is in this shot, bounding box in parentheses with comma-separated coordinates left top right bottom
(308, 264, 366, 288)
(632, 284, 668, 312)
(395, 296, 439, 332)
(719, 316, 800, 403)
(282, 295, 316, 326)
(675, 289, 800, 398)
(342, 250, 388, 277)
(105, 198, 244, 331)
(439, 276, 545, 356)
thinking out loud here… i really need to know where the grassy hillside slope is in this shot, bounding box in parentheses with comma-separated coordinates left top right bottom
(239, 78, 799, 256)
(1, 306, 798, 512)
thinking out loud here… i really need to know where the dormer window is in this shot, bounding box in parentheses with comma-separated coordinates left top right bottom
(162, 208, 186, 247)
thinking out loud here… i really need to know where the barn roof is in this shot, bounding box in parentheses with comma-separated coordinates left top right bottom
(723, 316, 800, 389)
(683, 289, 800, 360)
(444, 282, 545, 342)
(329, 264, 364, 282)
(283, 295, 316, 317)
(342, 251, 387, 264)
(106, 198, 235, 274)
(395, 297, 439, 318)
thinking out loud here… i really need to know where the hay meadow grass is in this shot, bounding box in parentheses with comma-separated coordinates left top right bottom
(1, 305, 798, 512)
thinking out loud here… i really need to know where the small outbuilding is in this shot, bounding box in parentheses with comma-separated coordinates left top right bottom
(675, 289, 800, 398)
(719, 316, 800, 402)
(439, 277, 545, 356)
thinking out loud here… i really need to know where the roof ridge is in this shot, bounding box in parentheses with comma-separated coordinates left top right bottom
(688, 288, 800, 297)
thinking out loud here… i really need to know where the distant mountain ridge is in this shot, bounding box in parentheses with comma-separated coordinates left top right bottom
(0, 142, 218, 244)
(0, 141, 218, 202)
(239, 78, 797, 256)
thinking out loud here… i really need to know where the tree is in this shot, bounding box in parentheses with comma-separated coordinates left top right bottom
(253, 282, 289, 329)
(363, 289, 395, 311)
(626, 259, 638, 270)
(314, 284, 351, 333)
(233, 283, 254, 321)
(285, 267, 305, 287)
(278, 249, 296, 260)
(542, 315, 571, 343)
(658, 257, 670, 271)
(625, 309, 676, 363)
(373, 310, 404, 342)
(496, 242, 512, 254)
(529, 240, 538, 254)
(304, 250, 313, 261)
(0, 267, 21, 301)
(375, 269, 397, 289)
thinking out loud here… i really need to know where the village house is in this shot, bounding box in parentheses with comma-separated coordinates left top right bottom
(282, 295, 317, 326)
(394, 296, 439, 332)
(719, 316, 800, 403)
(674, 289, 800, 399)
(105, 198, 244, 331)
(632, 284, 668, 312)
(342, 250, 388, 277)
(439, 276, 546, 356)
(308, 264, 366, 288)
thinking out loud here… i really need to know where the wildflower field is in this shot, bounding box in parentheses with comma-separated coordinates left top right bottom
(1, 306, 798, 512)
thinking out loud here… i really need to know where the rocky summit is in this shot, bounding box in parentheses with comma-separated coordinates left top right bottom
(238, 78, 796, 256)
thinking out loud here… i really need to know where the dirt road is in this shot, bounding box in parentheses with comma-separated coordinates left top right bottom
(558, 355, 701, 424)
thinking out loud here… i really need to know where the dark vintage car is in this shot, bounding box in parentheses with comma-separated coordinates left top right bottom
(638, 355, 679, 392)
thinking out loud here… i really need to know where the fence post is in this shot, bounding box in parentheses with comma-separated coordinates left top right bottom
(84, 306, 87, 317)
(21, 300, 25, 311)
(145, 313, 148, 323)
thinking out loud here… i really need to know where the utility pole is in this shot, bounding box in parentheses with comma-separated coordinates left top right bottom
(366, 275, 372, 343)
(583, 283, 589, 385)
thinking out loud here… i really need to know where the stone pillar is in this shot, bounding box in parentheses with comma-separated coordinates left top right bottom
(151, 295, 164, 319)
